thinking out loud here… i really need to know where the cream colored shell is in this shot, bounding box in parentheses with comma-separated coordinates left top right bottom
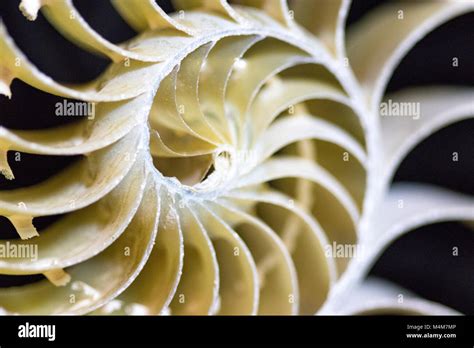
(0, 0, 472, 315)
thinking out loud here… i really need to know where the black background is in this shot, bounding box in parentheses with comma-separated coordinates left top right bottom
(0, 0, 473, 314)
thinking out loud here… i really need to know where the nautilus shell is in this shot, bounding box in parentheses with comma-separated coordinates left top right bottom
(0, 0, 473, 315)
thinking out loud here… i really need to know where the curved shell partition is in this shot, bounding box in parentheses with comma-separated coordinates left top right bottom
(0, 0, 472, 315)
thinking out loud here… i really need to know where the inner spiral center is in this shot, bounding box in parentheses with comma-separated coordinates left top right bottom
(152, 145, 235, 188)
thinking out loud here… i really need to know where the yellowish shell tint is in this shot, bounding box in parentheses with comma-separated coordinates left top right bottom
(0, 0, 472, 315)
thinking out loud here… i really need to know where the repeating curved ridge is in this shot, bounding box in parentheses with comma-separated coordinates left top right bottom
(0, 0, 472, 316)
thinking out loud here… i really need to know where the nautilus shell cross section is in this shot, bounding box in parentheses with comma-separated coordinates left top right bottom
(0, 0, 473, 315)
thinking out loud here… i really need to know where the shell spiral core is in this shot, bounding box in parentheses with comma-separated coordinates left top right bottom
(0, 0, 473, 315)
